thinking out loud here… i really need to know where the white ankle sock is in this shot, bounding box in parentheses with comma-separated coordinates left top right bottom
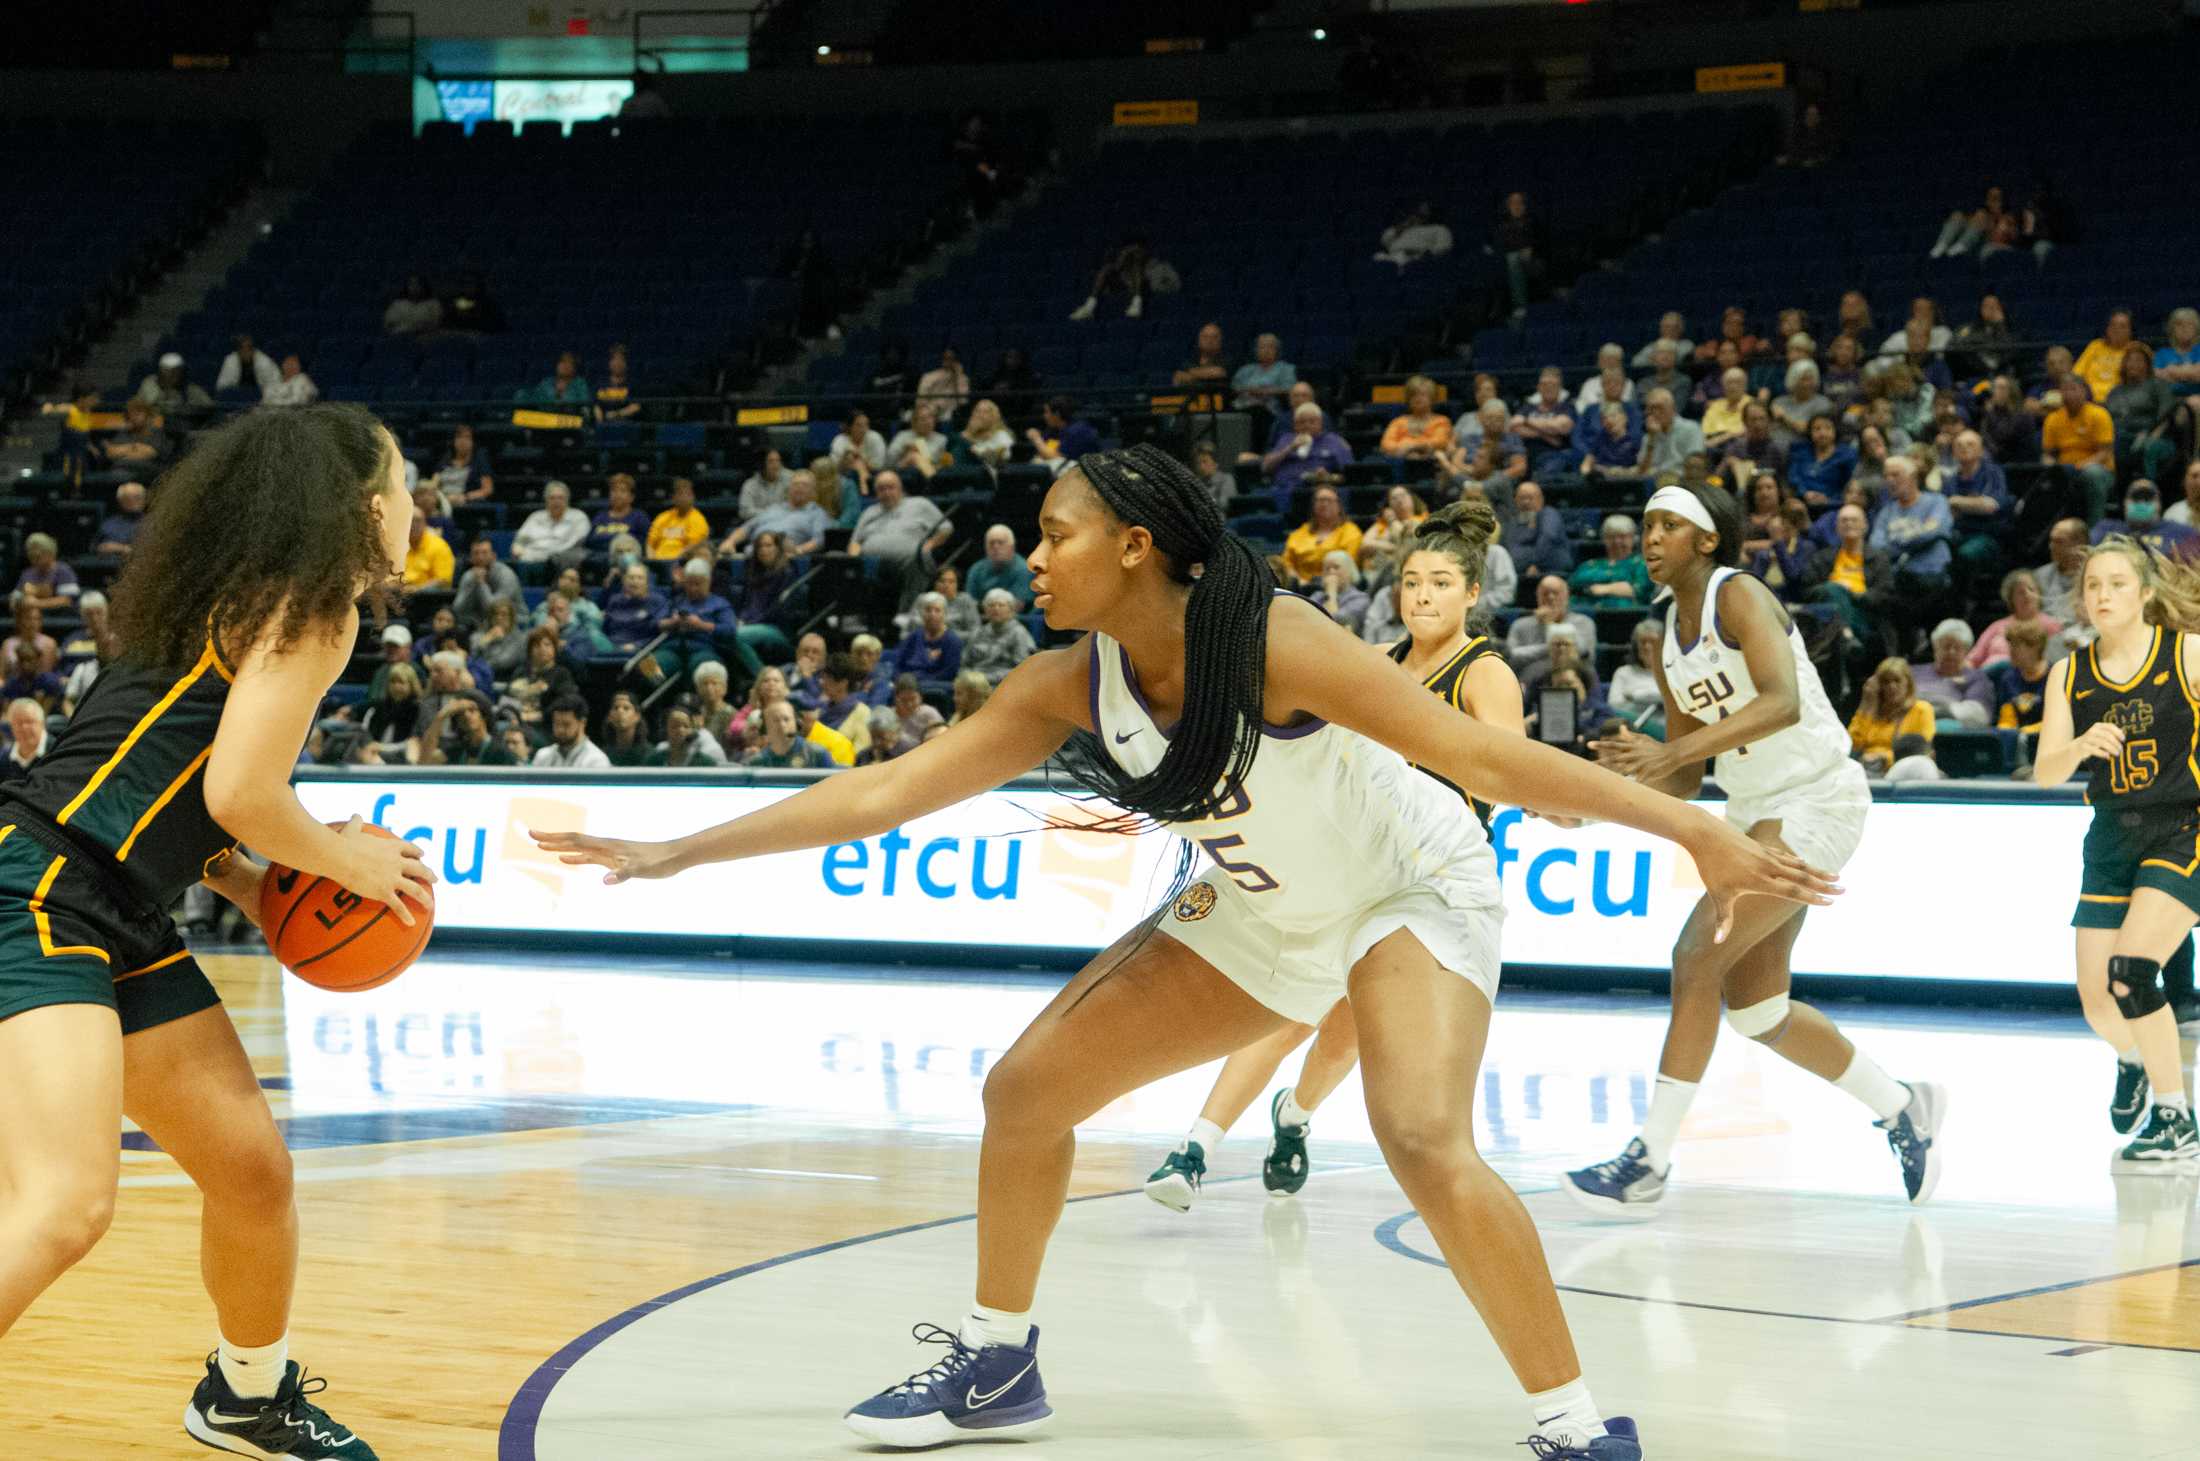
(217, 1333, 288, 1399)
(1526, 1377, 1606, 1445)
(1834, 1051, 1911, 1121)
(1639, 1076, 1697, 1173)
(1277, 1087, 1313, 1128)
(2118, 1046, 2144, 1067)
(2159, 1090, 2191, 1115)
(1188, 1117, 1225, 1155)
(960, 1304, 1031, 1350)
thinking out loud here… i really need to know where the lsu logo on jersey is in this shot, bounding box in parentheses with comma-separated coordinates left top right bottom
(1173, 882, 1219, 922)
(1678, 671, 1737, 716)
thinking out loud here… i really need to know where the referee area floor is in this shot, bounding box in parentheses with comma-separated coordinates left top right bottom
(7, 949, 2196, 1458)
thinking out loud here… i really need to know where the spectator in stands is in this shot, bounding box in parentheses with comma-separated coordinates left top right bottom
(528, 351, 591, 407)
(1380, 376, 1453, 461)
(964, 589, 1035, 684)
(650, 705, 727, 768)
(1492, 192, 1539, 314)
(1280, 484, 1363, 588)
(1951, 294, 2015, 379)
(1770, 362, 1833, 452)
(1847, 657, 1933, 774)
(1633, 313, 1694, 370)
(1912, 619, 1994, 729)
(136, 353, 211, 416)
(831, 411, 888, 474)
(2107, 345, 2179, 486)
(2169, 461, 2200, 527)
(1607, 619, 1664, 732)
(532, 695, 610, 769)
(443, 273, 505, 334)
(1692, 307, 1763, 371)
(915, 347, 972, 423)
(540, 590, 611, 658)
(1192, 441, 1235, 510)
(1832, 290, 1873, 343)
(1232, 333, 1297, 416)
(1376, 200, 1454, 268)
(1571, 346, 1629, 412)
(1928, 185, 2009, 259)
(1721, 403, 1783, 476)
(1069, 236, 1153, 321)
(1803, 501, 1892, 646)
(845, 635, 893, 707)
(724, 470, 829, 558)
(2033, 516, 2090, 624)
(901, 563, 979, 639)
(1501, 479, 1572, 593)
(1969, 569, 2063, 670)
(215, 334, 280, 398)
(1848, 422, 1896, 503)
(1026, 397, 1100, 476)
(1512, 368, 1577, 472)
(414, 694, 514, 767)
(1751, 502, 1815, 603)
(511, 480, 590, 571)
(748, 699, 830, 768)
(960, 401, 1015, 471)
(1881, 733, 1941, 783)
(1980, 375, 2039, 465)
(1870, 456, 1952, 647)
(851, 470, 951, 595)
(693, 660, 743, 746)
(384, 274, 442, 336)
(987, 347, 1040, 402)
(2026, 346, 2078, 417)
(887, 403, 950, 478)
(470, 599, 526, 681)
(1820, 332, 1866, 416)
(1521, 625, 1604, 724)
(2074, 309, 2141, 405)
(1260, 403, 1355, 506)
(2040, 376, 2117, 521)
(647, 476, 712, 561)
(888, 592, 965, 689)
(1992, 620, 2053, 759)
(1507, 575, 1595, 675)
(967, 524, 1033, 609)
(1701, 367, 1750, 449)
(1616, 388, 1701, 487)
(737, 450, 793, 523)
(1449, 374, 1503, 445)
(1878, 360, 1938, 443)
(732, 531, 796, 660)
(868, 341, 915, 404)
(593, 344, 639, 423)
(1634, 343, 1693, 414)
(435, 424, 495, 503)
(1568, 513, 1648, 603)
(1360, 486, 1430, 567)
(655, 558, 738, 688)
(595, 691, 650, 767)
(0, 640, 61, 716)
(2092, 479, 2200, 563)
(263, 353, 318, 407)
(361, 662, 423, 757)
(56, 591, 107, 674)
(1313, 551, 1369, 632)
(402, 514, 455, 592)
(99, 400, 170, 472)
(788, 632, 827, 700)
(1578, 403, 1643, 477)
(2156, 307, 2200, 399)
(1878, 297, 1951, 362)
(1787, 414, 1855, 510)
(0, 699, 49, 782)
(1445, 398, 1520, 479)
(12, 535, 77, 612)
(605, 563, 667, 656)
(1945, 428, 2011, 582)
(1172, 323, 1231, 389)
(453, 536, 523, 629)
(585, 474, 645, 551)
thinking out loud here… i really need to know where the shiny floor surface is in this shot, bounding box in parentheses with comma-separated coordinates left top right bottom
(8, 950, 2196, 1459)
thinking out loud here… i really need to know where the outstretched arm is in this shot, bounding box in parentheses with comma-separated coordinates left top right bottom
(534, 642, 1088, 881)
(1266, 598, 1836, 936)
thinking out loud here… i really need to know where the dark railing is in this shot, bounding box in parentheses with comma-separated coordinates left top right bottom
(631, 6, 773, 73)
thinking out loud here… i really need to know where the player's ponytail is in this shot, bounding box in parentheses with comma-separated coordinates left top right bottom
(2093, 535, 2200, 636)
(1051, 444, 1272, 828)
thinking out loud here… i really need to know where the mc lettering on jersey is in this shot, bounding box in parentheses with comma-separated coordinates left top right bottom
(1488, 810, 1652, 917)
(820, 829, 1023, 900)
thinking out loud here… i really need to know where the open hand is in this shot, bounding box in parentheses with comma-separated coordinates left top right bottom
(530, 828, 684, 885)
(1691, 816, 1841, 943)
(2073, 721, 2126, 764)
(1590, 723, 1672, 783)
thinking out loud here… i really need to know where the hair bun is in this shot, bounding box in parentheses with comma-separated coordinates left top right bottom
(1423, 496, 1500, 557)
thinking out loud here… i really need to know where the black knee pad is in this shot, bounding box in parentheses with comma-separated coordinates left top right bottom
(2111, 955, 2167, 1020)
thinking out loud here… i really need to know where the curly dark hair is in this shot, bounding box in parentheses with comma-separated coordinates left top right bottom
(111, 403, 399, 672)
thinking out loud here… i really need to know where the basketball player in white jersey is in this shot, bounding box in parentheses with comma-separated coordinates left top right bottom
(1566, 482, 1944, 1217)
(536, 447, 1837, 1459)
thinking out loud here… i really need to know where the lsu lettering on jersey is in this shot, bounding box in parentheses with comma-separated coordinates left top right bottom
(1660, 566, 1850, 801)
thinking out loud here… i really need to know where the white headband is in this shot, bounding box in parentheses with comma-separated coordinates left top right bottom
(1645, 486, 1717, 535)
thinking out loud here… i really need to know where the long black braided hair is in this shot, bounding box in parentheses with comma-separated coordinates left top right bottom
(1048, 443, 1276, 830)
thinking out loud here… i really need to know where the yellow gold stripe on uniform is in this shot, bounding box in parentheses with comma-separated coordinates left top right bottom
(2141, 825, 2200, 878)
(30, 856, 109, 964)
(55, 645, 218, 826)
(114, 949, 189, 983)
(2092, 626, 2162, 694)
(2173, 631, 2200, 794)
(115, 744, 213, 861)
(0, 824, 14, 849)
(2079, 892, 2133, 903)
(204, 631, 236, 684)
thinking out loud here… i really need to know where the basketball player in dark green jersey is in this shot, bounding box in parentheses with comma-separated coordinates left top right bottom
(0, 405, 433, 1457)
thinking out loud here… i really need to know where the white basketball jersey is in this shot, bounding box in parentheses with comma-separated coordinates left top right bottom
(1086, 632, 1497, 934)
(1660, 566, 1851, 801)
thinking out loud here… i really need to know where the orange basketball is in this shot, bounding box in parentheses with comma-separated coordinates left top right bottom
(261, 823, 435, 992)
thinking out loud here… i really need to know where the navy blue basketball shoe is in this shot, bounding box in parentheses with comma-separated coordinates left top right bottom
(1524, 1416, 1643, 1458)
(844, 1323, 1051, 1447)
